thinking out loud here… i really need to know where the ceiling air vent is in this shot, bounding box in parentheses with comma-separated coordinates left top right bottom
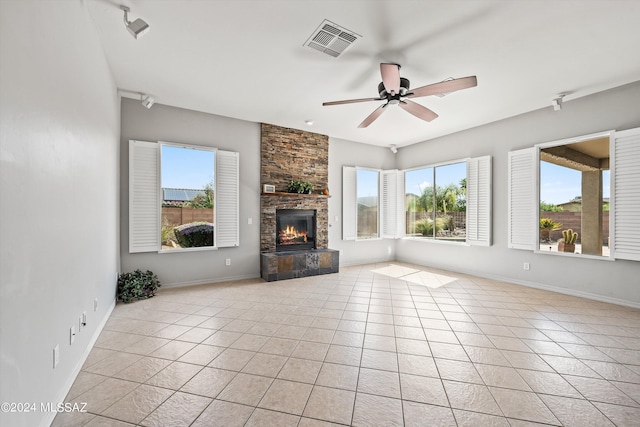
(304, 20, 361, 58)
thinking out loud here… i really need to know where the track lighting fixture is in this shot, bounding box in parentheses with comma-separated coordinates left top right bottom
(120, 5, 149, 39)
(552, 94, 566, 111)
(390, 144, 398, 154)
(117, 89, 156, 109)
(141, 95, 155, 109)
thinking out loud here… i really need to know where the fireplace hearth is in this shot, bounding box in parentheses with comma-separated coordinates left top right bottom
(276, 209, 316, 251)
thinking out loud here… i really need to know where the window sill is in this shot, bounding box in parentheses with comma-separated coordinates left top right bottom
(402, 237, 468, 246)
(534, 249, 613, 261)
(159, 246, 218, 254)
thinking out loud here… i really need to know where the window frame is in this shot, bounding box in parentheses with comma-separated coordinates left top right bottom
(129, 139, 239, 254)
(159, 141, 218, 253)
(343, 156, 491, 246)
(356, 167, 381, 241)
(533, 130, 614, 260)
(342, 166, 383, 241)
(402, 157, 471, 245)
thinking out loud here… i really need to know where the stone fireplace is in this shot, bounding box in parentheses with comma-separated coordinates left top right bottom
(276, 209, 316, 251)
(259, 123, 338, 281)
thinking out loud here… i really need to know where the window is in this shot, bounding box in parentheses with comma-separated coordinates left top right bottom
(343, 156, 491, 245)
(357, 169, 379, 239)
(161, 144, 215, 251)
(129, 140, 239, 253)
(405, 162, 467, 242)
(342, 167, 381, 240)
(508, 127, 640, 261)
(538, 137, 610, 257)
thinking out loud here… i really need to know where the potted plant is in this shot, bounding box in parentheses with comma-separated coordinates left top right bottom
(540, 217, 562, 242)
(287, 180, 314, 194)
(117, 269, 161, 303)
(558, 229, 578, 253)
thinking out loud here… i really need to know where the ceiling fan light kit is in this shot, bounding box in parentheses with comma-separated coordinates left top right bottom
(323, 63, 477, 128)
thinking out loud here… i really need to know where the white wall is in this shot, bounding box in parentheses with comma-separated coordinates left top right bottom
(120, 99, 261, 286)
(328, 138, 397, 266)
(0, 2, 120, 427)
(395, 81, 640, 306)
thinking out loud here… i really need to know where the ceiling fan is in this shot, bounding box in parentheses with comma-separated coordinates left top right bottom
(323, 63, 477, 128)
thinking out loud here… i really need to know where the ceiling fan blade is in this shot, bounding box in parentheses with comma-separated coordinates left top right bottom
(380, 63, 401, 95)
(323, 97, 383, 106)
(358, 104, 388, 128)
(407, 76, 477, 98)
(399, 100, 439, 122)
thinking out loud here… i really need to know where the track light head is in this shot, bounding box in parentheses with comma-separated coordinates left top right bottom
(141, 95, 155, 109)
(552, 93, 567, 111)
(120, 5, 149, 39)
(390, 144, 398, 154)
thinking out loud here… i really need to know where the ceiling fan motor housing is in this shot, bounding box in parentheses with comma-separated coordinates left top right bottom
(378, 77, 410, 98)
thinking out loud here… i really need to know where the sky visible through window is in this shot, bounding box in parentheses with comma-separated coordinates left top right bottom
(161, 146, 215, 189)
(405, 162, 466, 196)
(540, 161, 610, 205)
(356, 169, 379, 197)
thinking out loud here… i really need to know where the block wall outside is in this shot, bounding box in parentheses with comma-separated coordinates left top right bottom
(541, 211, 610, 243)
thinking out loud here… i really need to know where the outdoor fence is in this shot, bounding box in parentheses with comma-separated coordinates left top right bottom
(540, 211, 609, 243)
(162, 207, 214, 227)
(406, 211, 467, 233)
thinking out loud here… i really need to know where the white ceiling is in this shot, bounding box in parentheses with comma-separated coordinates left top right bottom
(87, 0, 640, 148)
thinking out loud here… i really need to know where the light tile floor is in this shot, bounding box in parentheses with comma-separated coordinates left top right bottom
(53, 263, 640, 426)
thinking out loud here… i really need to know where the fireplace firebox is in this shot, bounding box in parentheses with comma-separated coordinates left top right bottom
(276, 209, 316, 251)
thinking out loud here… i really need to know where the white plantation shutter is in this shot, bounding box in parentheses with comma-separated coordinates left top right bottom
(342, 166, 357, 240)
(216, 150, 239, 247)
(508, 148, 536, 250)
(381, 169, 405, 238)
(396, 171, 405, 237)
(613, 127, 640, 261)
(467, 156, 492, 246)
(129, 140, 160, 253)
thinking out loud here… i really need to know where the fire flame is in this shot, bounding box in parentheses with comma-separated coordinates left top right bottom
(279, 225, 307, 243)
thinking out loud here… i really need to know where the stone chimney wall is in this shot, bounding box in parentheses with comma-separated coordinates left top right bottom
(260, 123, 329, 252)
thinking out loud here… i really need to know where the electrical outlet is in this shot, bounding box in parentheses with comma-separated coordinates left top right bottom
(225, 258, 231, 266)
(524, 262, 530, 271)
(248, 218, 252, 225)
(53, 344, 59, 368)
(94, 298, 98, 312)
(70, 326, 76, 345)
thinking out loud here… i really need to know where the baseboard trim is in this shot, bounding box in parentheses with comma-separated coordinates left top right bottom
(394, 256, 640, 309)
(488, 274, 640, 310)
(160, 273, 261, 289)
(40, 298, 116, 427)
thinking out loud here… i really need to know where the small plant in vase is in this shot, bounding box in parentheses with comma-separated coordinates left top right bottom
(287, 180, 314, 194)
(540, 217, 562, 242)
(558, 229, 578, 253)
